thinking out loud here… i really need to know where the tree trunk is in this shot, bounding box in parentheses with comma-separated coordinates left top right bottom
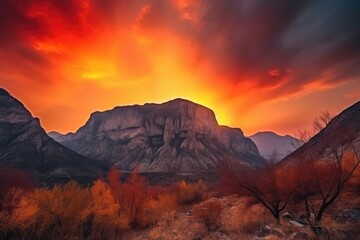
(316, 207, 325, 223)
(304, 197, 312, 224)
(272, 210, 281, 225)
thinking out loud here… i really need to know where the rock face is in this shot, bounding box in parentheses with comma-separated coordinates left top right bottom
(282, 101, 360, 164)
(249, 131, 301, 162)
(0, 88, 103, 184)
(55, 99, 264, 172)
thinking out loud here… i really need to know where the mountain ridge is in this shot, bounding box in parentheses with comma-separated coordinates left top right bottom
(0, 88, 104, 184)
(52, 98, 264, 173)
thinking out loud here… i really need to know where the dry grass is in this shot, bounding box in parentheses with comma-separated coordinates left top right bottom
(2, 187, 360, 239)
(122, 171, 360, 239)
(92, 194, 360, 240)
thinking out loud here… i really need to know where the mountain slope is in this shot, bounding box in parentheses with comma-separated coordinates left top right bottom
(249, 131, 301, 161)
(0, 88, 103, 183)
(54, 99, 264, 173)
(281, 101, 360, 164)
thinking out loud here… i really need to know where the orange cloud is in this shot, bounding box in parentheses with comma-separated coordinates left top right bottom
(0, 0, 359, 136)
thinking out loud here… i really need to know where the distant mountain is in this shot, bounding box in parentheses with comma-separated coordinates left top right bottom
(0, 88, 103, 184)
(52, 99, 264, 175)
(249, 131, 301, 162)
(281, 101, 360, 165)
(47, 131, 63, 142)
(48, 131, 73, 143)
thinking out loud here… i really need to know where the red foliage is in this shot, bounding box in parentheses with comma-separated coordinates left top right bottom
(193, 199, 223, 231)
(219, 161, 298, 222)
(107, 167, 149, 227)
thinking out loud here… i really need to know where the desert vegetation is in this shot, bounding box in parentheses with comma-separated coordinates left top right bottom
(1, 145, 360, 240)
(0, 167, 209, 239)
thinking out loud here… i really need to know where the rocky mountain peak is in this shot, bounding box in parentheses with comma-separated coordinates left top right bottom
(78, 98, 220, 141)
(56, 98, 263, 173)
(0, 88, 33, 124)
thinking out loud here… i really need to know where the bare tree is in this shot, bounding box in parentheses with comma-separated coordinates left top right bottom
(313, 111, 333, 133)
(294, 131, 359, 223)
(292, 129, 312, 150)
(292, 111, 333, 150)
(219, 161, 298, 223)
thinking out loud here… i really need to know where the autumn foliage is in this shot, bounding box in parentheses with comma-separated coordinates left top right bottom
(193, 198, 224, 231)
(177, 179, 207, 205)
(0, 167, 210, 239)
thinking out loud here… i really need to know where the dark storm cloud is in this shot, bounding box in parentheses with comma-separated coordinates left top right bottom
(194, 0, 311, 78)
(188, 0, 360, 89)
(202, 0, 360, 88)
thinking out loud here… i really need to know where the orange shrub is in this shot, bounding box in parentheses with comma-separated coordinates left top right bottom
(90, 179, 121, 226)
(137, 193, 178, 226)
(193, 199, 223, 231)
(31, 181, 92, 237)
(177, 180, 206, 205)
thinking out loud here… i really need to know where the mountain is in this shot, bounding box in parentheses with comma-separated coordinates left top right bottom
(48, 131, 64, 142)
(281, 101, 360, 164)
(249, 131, 301, 162)
(0, 88, 103, 184)
(52, 99, 264, 175)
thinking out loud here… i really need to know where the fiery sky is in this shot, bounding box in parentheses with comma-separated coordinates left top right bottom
(1, 0, 359, 135)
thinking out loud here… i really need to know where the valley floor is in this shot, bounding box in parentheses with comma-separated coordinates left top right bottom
(109, 195, 360, 240)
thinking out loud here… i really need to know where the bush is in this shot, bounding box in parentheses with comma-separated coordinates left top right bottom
(138, 193, 178, 226)
(177, 180, 206, 205)
(193, 199, 223, 231)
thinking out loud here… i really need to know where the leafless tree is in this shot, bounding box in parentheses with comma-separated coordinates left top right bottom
(219, 161, 298, 223)
(313, 111, 333, 133)
(292, 111, 333, 150)
(292, 129, 312, 150)
(294, 130, 359, 223)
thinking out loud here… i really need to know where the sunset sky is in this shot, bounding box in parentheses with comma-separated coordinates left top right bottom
(0, 0, 359, 136)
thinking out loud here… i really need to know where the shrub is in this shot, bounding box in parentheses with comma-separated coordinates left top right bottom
(193, 199, 223, 231)
(177, 180, 206, 205)
(31, 181, 92, 238)
(138, 193, 178, 226)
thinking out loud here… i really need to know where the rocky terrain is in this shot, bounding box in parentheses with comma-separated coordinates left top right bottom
(49, 99, 264, 175)
(148, 196, 360, 240)
(0, 88, 103, 184)
(249, 131, 301, 162)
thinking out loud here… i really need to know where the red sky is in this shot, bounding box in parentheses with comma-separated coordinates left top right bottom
(0, 0, 359, 136)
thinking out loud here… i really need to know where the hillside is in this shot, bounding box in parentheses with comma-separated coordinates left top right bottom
(0, 88, 103, 184)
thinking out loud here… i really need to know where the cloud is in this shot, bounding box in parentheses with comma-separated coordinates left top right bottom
(0, 0, 359, 134)
(2, 0, 360, 78)
(187, 0, 360, 93)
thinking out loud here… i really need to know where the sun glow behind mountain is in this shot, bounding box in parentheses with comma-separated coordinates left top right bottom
(0, 0, 359, 135)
